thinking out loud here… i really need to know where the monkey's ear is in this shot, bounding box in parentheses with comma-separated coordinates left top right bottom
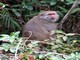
(39, 13, 45, 19)
(39, 13, 44, 16)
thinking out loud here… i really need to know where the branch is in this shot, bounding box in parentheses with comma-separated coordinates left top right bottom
(58, 0, 79, 29)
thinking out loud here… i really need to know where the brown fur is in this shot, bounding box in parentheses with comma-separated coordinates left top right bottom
(22, 11, 59, 40)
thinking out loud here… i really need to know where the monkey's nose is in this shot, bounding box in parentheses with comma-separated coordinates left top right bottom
(50, 15, 55, 19)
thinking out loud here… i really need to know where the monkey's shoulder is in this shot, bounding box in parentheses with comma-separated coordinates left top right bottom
(30, 16, 39, 21)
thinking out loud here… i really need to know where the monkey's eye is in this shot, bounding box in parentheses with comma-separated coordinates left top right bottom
(48, 13, 55, 15)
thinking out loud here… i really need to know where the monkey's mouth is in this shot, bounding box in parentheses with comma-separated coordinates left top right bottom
(51, 18, 55, 20)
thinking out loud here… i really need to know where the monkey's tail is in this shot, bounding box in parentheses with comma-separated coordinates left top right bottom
(27, 31, 32, 40)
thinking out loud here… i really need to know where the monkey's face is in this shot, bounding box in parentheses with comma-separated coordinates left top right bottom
(39, 11, 59, 23)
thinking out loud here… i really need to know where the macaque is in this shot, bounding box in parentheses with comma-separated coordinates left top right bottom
(22, 11, 59, 40)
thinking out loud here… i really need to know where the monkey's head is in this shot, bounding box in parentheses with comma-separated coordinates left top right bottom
(39, 11, 59, 23)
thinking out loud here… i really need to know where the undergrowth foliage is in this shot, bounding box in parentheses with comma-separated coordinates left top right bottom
(0, 31, 80, 60)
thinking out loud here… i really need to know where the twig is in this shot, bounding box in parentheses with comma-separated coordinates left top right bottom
(34, 51, 66, 58)
(24, 40, 53, 46)
(58, 0, 79, 29)
(15, 38, 23, 60)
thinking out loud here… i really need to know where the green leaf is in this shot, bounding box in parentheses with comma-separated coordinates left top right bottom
(2, 43, 10, 48)
(11, 19, 22, 30)
(10, 48, 16, 53)
(49, 56, 63, 60)
(1, 43, 10, 52)
(4, 49, 8, 52)
(0, 34, 10, 41)
(0, 47, 4, 50)
(12, 9, 21, 17)
(56, 39, 63, 44)
(71, 8, 80, 14)
(0, 9, 22, 31)
(8, 37, 15, 43)
(56, 34, 64, 38)
(10, 31, 20, 37)
(50, 0, 57, 5)
(55, 30, 66, 34)
(66, 33, 76, 36)
(66, 0, 74, 5)
(31, 41, 38, 47)
(57, 11, 64, 17)
(0, 34, 9, 37)
(0, 2, 4, 6)
(39, 54, 44, 59)
(62, 36, 68, 41)
(32, 0, 38, 4)
(27, 6, 33, 10)
(58, 6, 67, 13)
(0, 2, 8, 7)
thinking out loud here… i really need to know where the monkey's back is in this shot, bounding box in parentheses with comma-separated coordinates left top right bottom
(22, 16, 49, 40)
